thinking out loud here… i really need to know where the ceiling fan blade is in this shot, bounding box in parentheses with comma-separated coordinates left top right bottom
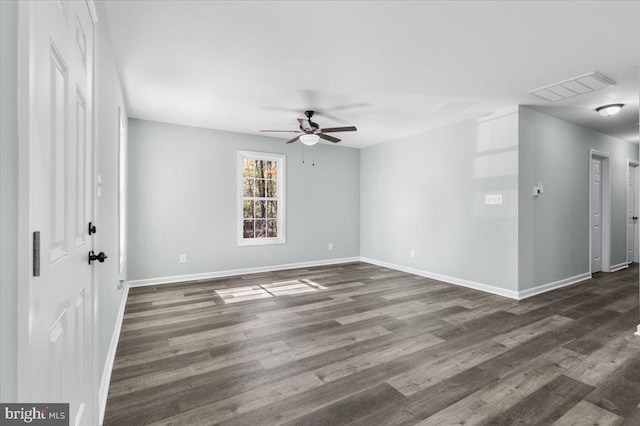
(285, 135, 301, 144)
(319, 133, 341, 143)
(321, 126, 357, 133)
(260, 130, 302, 133)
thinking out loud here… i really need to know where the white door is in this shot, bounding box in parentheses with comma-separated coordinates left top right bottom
(635, 166, 639, 263)
(628, 165, 638, 263)
(591, 158, 602, 272)
(26, 1, 95, 424)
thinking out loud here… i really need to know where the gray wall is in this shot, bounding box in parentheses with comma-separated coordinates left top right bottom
(127, 119, 361, 281)
(94, 0, 128, 380)
(519, 106, 639, 290)
(360, 111, 519, 291)
(1, 0, 18, 403)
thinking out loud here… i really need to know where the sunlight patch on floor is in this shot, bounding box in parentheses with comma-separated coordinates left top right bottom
(216, 279, 327, 303)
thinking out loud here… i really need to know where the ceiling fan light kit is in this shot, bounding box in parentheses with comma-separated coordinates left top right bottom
(595, 104, 624, 117)
(300, 134, 320, 146)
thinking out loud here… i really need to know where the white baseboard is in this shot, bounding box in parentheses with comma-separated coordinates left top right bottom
(516, 272, 591, 300)
(635, 325, 640, 337)
(359, 257, 520, 300)
(359, 258, 597, 301)
(98, 285, 130, 426)
(127, 257, 361, 288)
(610, 262, 629, 272)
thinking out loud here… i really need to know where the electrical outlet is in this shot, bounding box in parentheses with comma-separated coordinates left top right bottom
(328, 243, 333, 251)
(118, 280, 124, 290)
(179, 254, 187, 264)
(410, 249, 415, 258)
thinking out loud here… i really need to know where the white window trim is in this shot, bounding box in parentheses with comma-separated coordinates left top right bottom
(237, 150, 286, 246)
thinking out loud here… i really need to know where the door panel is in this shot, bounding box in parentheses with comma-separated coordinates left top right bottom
(29, 1, 95, 424)
(591, 159, 602, 273)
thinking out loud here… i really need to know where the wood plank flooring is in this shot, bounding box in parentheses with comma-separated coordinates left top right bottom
(104, 262, 640, 425)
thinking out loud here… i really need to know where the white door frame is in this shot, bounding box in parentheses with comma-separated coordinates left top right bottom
(16, 2, 99, 422)
(16, 0, 32, 402)
(627, 159, 639, 264)
(589, 150, 612, 273)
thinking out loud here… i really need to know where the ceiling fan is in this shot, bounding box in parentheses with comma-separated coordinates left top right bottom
(260, 110, 357, 145)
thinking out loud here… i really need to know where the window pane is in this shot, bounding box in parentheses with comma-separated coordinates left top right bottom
(266, 179, 277, 198)
(265, 161, 277, 179)
(267, 200, 277, 218)
(243, 200, 254, 218)
(243, 159, 256, 178)
(243, 220, 254, 238)
(255, 200, 266, 218)
(267, 219, 277, 237)
(255, 179, 266, 197)
(255, 160, 265, 178)
(255, 219, 266, 238)
(243, 178, 254, 197)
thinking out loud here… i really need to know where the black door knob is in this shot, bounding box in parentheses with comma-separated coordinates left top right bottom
(633, 217, 638, 221)
(88, 251, 108, 265)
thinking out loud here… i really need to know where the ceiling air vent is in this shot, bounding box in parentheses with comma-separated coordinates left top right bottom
(529, 72, 616, 102)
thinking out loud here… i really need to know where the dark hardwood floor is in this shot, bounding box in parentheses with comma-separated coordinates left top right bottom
(104, 262, 640, 425)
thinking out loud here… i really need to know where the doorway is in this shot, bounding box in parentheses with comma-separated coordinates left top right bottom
(627, 161, 639, 264)
(590, 150, 611, 273)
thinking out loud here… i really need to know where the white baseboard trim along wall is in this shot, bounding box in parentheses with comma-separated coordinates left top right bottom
(516, 272, 592, 300)
(359, 257, 521, 299)
(610, 262, 629, 272)
(359, 257, 596, 301)
(126, 257, 361, 287)
(99, 285, 130, 426)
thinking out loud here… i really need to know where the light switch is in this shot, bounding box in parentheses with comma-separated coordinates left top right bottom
(485, 194, 503, 205)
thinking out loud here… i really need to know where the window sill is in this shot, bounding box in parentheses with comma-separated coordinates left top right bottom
(238, 238, 286, 247)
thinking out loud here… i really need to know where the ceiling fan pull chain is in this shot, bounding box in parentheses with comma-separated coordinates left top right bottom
(312, 146, 315, 166)
(302, 144, 305, 164)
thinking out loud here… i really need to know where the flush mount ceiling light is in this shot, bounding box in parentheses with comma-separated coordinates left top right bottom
(299, 134, 320, 146)
(595, 104, 624, 117)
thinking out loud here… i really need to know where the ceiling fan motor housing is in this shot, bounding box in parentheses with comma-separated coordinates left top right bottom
(303, 110, 319, 132)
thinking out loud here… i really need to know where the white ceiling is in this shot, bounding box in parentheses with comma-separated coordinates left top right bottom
(104, 0, 640, 148)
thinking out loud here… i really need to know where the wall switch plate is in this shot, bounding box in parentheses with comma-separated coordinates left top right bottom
(179, 254, 187, 264)
(410, 249, 416, 258)
(328, 243, 333, 251)
(485, 194, 503, 205)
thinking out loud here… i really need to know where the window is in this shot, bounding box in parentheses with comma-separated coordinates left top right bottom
(238, 150, 285, 246)
(118, 108, 127, 271)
